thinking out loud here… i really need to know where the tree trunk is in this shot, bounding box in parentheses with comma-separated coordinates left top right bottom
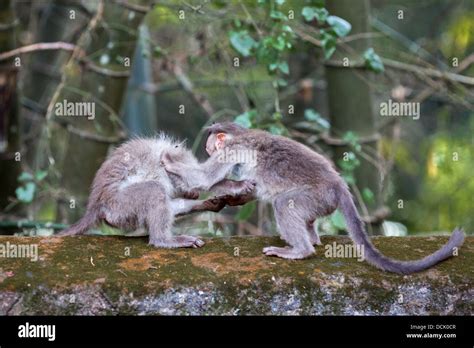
(47, 1, 149, 222)
(325, 0, 383, 234)
(0, 0, 20, 210)
(122, 25, 158, 136)
(18, 0, 91, 220)
(20, 0, 86, 169)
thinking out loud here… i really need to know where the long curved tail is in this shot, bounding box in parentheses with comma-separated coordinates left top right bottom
(56, 210, 97, 236)
(338, 188, 465, 274)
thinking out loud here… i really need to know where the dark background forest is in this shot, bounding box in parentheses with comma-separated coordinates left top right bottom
(0, 0, 473, 238)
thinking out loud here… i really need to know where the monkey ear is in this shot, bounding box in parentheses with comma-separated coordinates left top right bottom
(215, 133, 227, 150)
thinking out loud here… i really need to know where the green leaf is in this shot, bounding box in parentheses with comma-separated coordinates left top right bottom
(330, 210, 347, 230)
(271, 36, 286, 51)
(304, 109, 330, 130)
(268, 123, 286, 135)
(304, 109, 320, 120)
(326, 15, 351, 37)
(269, 60, 289, 74)
(236, 201, 256, 221)
(16, 182, 36, 203)
(256, 38, 279, 64)
(229, 30, 257, 57)
(363, 47, 384, 73)
(234, 110, 257, 128)
(337, 151, 360, 172)
(270, 10, 287, 21)
(276, 78, 288, 87)
(342, 131, 358, 145)
(342, 131, 361, 151)
(320, 30, 337, 59)
(272, 112, 283, 121)
(362, 188, 375, 204)
(302, 6, 328, 22)
(35, 170, 48, 181)
(277, 61, 289, 74)
(18, 172, 34, 182)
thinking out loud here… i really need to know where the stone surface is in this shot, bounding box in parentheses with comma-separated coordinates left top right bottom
(0, 235, 472, 315)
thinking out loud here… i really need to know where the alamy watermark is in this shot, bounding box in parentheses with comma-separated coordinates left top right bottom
(0, 242, 38, 262)
(325, 241, 365, 261)
(18, 322, 55, 341)
(380, 99, 420, 120)
(55, 99, 95, 120)
(217, 148, 257, 166)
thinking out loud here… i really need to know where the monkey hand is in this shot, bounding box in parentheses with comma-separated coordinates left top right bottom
(182, 189, 200, 200)
(160, 151, 184, 176)
(240, 180, 257, 194)
(226, 180, 256, 196)
(201, 196, 227, 212)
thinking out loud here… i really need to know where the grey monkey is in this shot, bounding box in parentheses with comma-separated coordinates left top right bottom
(57, 135, 254, 248)
(161, 122, 465, 274)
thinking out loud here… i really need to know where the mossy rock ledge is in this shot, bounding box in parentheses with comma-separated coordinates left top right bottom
(0, 235, 472, 315)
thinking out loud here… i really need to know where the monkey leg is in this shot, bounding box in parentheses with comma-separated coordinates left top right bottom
(174, 196, 229, 217)
(305, 189, 339, 246)
(263, 191, 315, 259)
(115, 181, 205, 248)
(171, 197, 229, 215)
(307, 220, 322, 246)
(146, 204, 204, 248)
(170, 198, 208, 215)
(124, 228, 148, 237)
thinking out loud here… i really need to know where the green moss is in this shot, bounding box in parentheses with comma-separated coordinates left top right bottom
(0, 235, 472, 315)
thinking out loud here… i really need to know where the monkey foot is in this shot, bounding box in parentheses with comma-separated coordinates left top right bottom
(150, 235, 205, 249)
(262, 246, 314, 259)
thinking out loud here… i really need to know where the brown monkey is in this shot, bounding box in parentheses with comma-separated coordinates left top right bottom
(57, 135, 254, 249)
(161, 122, 465, 274)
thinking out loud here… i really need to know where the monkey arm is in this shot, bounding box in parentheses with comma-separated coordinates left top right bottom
(176, 181, 253, 201)
(198, 155, 236, 188)
(213, 191, 256, 207)
(174, 192, 256, 218)
(162, 152, 236, 190)
(209, 179, 256, 196)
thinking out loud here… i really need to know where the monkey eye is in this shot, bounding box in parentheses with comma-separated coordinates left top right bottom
(174, 145, 179, 148)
